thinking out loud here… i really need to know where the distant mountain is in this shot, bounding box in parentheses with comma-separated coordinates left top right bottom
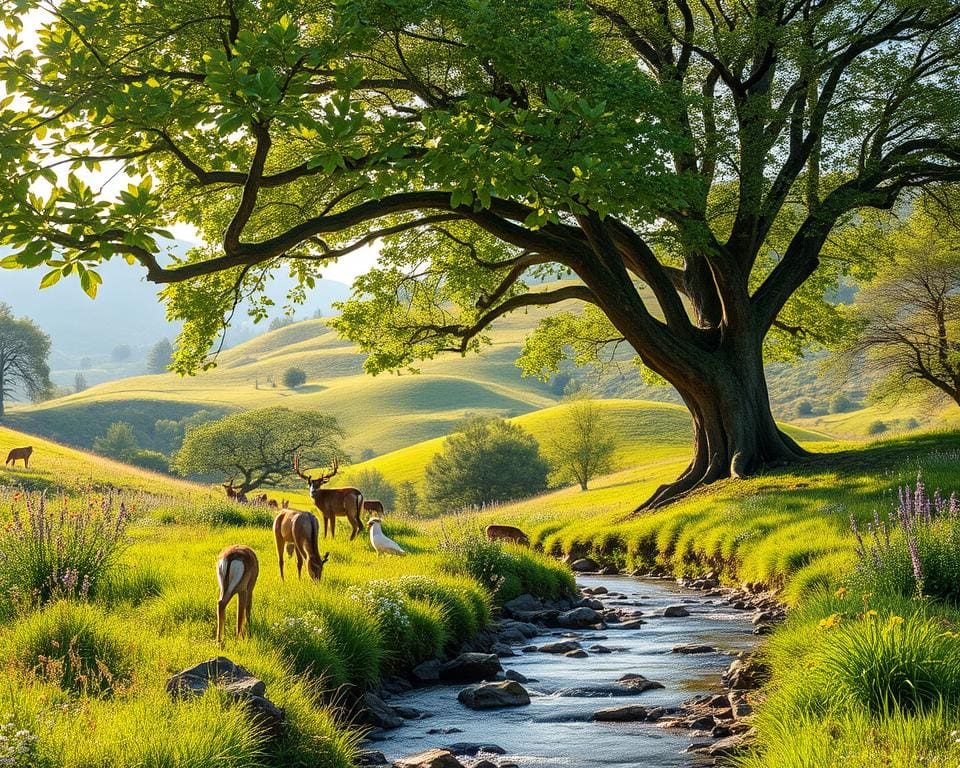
(0, 242, 350, 386)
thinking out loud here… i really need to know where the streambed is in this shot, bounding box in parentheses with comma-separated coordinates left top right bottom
(372, 575, 760, 767)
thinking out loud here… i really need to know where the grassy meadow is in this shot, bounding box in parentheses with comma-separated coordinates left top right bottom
(4, 401, 960, 766)
(0, 428, 572, 768)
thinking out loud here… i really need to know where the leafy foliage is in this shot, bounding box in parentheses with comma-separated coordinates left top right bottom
(145, 338, 174, 374)
(171, 406, 343, 492)
(425, 416, 549, 508)
(282, 366, 307, 389)
(351, 467, 396, 510)
(0, 303, 51, 416)
(543, 395, 617, 490)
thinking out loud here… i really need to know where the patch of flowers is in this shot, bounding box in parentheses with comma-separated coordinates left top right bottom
(850, 474, 960, 601)
(0, 718, 38, 767)
(0, 491, 129, 609)
(348, 580, 411, 639)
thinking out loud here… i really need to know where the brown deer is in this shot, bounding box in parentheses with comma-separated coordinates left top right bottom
(485, 524, 531, 547)
(294, 455, 364, 540)
(272, 506, 330, 580)
(215, 545, 259, 645)
(222, 480, 248, 504)
(362, 499, 385, 519)
(5, 446, 33, 468)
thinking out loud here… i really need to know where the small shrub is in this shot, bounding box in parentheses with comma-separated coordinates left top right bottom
(795, 400, 814, 417)
(867, 420, 888, 435)
(0, 492, 129, 607)
(830, 393, 857, 414)
(6, 601, 136, 696)
(283, 367, 308, 389)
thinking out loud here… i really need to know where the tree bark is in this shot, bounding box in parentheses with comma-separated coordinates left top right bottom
(638, 337, 808, 510)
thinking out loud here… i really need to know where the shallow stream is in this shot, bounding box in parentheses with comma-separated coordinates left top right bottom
(374, 575, 759, 767)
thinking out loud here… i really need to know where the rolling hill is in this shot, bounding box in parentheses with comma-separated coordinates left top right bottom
(339, 398, 835, 489)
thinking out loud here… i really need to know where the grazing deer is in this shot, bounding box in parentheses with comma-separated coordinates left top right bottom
(216, 545, 259, 645)
(485, 524, 531, 547)
(368, 518, 407, 556)
(251, 493, 268, 506)
(362, 499, 384, 519)
(222, 480, 248, 504)
(294, 455, 363, 540)
(5, 446, 33, 468)
(272, 506, 330, 580)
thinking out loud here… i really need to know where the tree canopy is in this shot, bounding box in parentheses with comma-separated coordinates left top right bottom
(146, 338, 174, 374)
(171, 406, 344, 492)
(836, 208, 960, 409)
(425, 416, 549, 508)
(3, 0, 960, 505)
(0, 303, 51, 417)
(544, 396, 618, 490)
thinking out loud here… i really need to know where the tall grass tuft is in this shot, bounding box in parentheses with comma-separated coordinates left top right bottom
(5, 601, 137, 696)
(821, 613, 960, 716)
(0, 491, 129, 611)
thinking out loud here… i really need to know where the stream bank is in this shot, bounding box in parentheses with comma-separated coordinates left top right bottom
(358, 574, 777, 768)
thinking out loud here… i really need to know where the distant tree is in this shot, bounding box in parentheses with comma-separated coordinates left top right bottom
(129, 450, 169, 473)
(351, 468, 396, 511)
(795, 400, 814, 418)
(73, 372, 87, 393)
(153, 418, 182, 453)
(268, 316, 295, 332)
(79, 357, 91, 370)
(359, 448, 376, 462)
(110, 344, 131, 362)
(837, 211, 960, 410)
(425, 417, 549, 508)
(282, 367, 307, 389)
(395, 481, 421, 518)
(146, 338, 174, 374)
(93, 422, 139, 461)
(544, 396, 617, 491)
(0, 303, 51, 417)
(829, 394, 856, 414)
(867, 420, 888, 436)
(172, 407, 343, 494)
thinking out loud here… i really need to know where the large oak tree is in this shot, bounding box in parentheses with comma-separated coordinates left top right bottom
(2, 0, 959, 506)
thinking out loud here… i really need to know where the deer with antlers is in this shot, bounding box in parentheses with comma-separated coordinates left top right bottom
(222, 480, 248, 504)
(215, 545, 259, 645)
(272, 502, 330, 581)
(294, 455, 364, 540)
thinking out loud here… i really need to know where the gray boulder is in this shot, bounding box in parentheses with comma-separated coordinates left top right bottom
(411, 659, 442, 685)
(663, 605, 690, 617)
(393, 749, 464, 768)
(437, 653, 503, 683)
(570, 558, 599, 572)
(166, 657, 283, 738)
(557, 607, 603, 628)
(592, 705, 648, 722)
(538, 640, 581, 654)
(359, 692, 403, 729)
(457, 681, 531, 710)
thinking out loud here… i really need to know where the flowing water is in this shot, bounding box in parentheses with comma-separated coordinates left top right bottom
(372, 576, 758, 767)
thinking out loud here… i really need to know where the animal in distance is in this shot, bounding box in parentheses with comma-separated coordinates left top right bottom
(272, 505, 330, 580)
(294, 455, 364, 540)
(368, 518, 406, 556)
(5, 446, 33, 468)
(362, 499, 385, 518)
(222, 480, 248, 504)
(215, 545, 259, 645)
(485, 524, 530, 547)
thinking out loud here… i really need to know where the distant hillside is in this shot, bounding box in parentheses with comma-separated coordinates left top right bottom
(0, 244, 350, 388)
(340, 398, 835, 488)
(0, 425, 200, 496)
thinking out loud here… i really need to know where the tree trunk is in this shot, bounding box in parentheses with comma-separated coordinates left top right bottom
(637, 340, 808, 510)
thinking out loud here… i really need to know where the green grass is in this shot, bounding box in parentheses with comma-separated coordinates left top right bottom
(0, 458, 572, 768)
